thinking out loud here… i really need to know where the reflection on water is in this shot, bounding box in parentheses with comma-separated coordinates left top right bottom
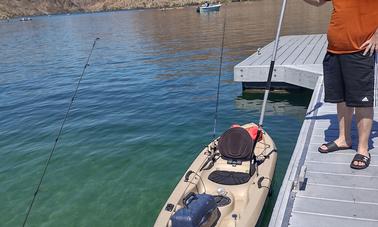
(236, 89, 314, 121)
(0, 1, 331, 226)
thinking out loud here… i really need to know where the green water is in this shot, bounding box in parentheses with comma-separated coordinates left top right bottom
(0, 1, 330, 226)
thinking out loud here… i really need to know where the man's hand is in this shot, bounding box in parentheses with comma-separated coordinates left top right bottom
(361, 28, 378, 56)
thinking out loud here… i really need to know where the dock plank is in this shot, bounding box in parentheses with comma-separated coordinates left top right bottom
(275, 35, 311, 65)
(238, 39, 276, 66)
(304, 34, 327, 65)
(296, 183, 378, 204)
(294, 34, 324, 65)
(249, 36, 294, 66)
(290, 211, 378, 227)
(314, 39, 328, 63)
(292, 196, 378, 220)
(306, 152, 378, 165)
(280, 35, 316, 65)
(260, 35, 308, 65)
(247, 36, 293, 66)
(305, 171, 378, 191)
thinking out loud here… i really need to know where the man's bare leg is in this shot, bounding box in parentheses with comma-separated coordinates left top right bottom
(320, 102, 353, 151)
(353, 107, 373, 166)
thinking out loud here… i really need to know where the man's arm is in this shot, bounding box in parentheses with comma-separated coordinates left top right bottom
(303, 0, 328, 7)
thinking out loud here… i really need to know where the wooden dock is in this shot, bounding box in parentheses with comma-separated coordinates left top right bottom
(234, 34, 378, 226)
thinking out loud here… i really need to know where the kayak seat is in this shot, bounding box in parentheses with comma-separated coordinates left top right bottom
(208, 170, 251, 185)
(208, 127, 255, 185)
(217, 127, 254, 161)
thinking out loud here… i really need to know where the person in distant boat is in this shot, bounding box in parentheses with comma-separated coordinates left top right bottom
(204, 1, 210, 7)
(303, 0, 378, 169)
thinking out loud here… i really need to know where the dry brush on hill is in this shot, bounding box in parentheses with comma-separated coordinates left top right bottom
(0, 0, 233, 19)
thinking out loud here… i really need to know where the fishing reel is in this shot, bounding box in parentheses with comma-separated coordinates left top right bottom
(201, 139, 221, 171)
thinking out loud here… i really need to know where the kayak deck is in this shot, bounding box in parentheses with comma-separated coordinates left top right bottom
(155, 123, 277, 227)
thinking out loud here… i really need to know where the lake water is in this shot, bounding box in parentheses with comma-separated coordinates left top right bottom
(0, 1, 331, 226)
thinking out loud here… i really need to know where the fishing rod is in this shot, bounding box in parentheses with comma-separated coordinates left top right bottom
(258, 0, 288, 127)
(22, 37, 100, 227)
(251, 0, 288, 176)
(198, 8, 228, 172)
(212, 8, 227, 140)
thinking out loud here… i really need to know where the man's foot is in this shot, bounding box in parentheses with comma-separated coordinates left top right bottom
(352, 149, 370, 168)
(351, 152, 371, 169)
(318, 139, 352, 153)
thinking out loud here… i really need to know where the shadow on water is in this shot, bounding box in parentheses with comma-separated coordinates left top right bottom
(235, 89, 313, 120)
(238, 89, 313, 106)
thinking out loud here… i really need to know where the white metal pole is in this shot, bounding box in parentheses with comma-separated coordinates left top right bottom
(259, 0, 288, 126)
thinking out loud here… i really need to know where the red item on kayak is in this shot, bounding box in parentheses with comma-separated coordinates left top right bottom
(231, 124, 261, 141)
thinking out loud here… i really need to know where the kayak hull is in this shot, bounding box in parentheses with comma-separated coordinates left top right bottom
(154, 123, 277, 227)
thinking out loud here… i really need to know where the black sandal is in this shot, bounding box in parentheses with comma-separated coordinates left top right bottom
(318, 141, 352, 153)
(350, 153, 371, 170)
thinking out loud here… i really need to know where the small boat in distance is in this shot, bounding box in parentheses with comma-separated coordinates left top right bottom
(196, 3, 222, 13)
(20, 17, 32, 22)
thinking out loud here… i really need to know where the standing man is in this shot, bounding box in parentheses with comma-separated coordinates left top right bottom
(304, 0, 378, 169)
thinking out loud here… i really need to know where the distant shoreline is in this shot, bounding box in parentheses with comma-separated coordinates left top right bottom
(0, 0, 239, 20)
(1, 7, 171, 21)
(2, 7, 186, 21)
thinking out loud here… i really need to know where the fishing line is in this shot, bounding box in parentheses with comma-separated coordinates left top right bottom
(212, 7, 227, 139)
(22, 37, 100, 227)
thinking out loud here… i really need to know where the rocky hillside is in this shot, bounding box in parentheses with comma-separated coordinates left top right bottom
(0, 0, 227, 19)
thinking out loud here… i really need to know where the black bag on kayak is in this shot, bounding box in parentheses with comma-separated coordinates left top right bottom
(171, 193, 220, 227)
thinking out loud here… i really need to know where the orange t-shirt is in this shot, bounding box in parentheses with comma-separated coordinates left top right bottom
(327, 0, 378, 54)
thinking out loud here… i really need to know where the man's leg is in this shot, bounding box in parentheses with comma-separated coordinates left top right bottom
(319, 102, 353, 151)
(353, 107, 373, 166)
(336, 102, 353, 147)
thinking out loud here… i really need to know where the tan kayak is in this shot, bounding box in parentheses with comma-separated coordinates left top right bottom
(154, 123, 277, 227)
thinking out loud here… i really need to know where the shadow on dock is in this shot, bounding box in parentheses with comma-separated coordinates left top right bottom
(305, 111, 378, 150)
